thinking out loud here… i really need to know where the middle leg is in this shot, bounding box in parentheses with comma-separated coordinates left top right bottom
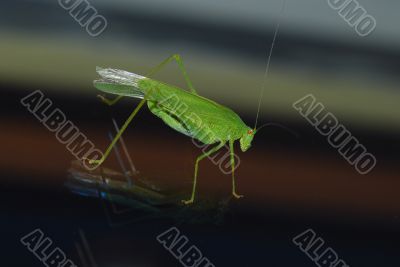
(182, 141, 226, 204)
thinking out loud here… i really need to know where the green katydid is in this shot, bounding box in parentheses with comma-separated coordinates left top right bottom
(88, 2, 286, 205)
(90, 54, 255, 204)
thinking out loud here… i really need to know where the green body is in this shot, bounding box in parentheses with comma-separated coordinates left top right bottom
(93, 55, 254, 204)
(141, 79, 247, 144)
(95, 74, 253, 148)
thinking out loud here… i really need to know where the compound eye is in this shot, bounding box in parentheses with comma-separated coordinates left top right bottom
(247, 129, 253, 135)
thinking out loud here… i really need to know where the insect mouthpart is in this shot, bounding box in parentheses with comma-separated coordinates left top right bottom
(240, 129, 254, 152)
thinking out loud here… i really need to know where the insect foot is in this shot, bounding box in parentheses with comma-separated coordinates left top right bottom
(233, 192, 244, 199)
(82, 158, 102, 169)
(182, 198, 194, 205)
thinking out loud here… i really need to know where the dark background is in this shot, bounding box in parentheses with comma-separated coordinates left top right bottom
(1, 0, 399, 266)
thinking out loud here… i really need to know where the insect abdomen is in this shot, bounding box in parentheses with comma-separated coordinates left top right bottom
(140, 78, 247, 143)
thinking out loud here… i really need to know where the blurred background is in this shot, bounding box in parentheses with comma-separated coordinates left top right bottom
(1, 0, 399, 266)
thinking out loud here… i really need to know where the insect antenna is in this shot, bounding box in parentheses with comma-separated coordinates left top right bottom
(256, 122, 299, 139)
(254, 0, 287, 130)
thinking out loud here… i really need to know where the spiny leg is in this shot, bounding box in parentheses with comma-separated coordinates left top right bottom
(183, 142, 225, 205)
(146, 54, 198, 94)
(230, 139, 243, 199)
(87, 98, 147, 168)
(98, 54, 198, 105)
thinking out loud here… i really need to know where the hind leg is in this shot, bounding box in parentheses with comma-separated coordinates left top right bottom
(98, 54, 198, 105)
(87, 98, 147, 168)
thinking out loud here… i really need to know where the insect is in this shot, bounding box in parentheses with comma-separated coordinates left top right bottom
(88, 0, 287, 205)
(89, 5, 287, 206)
(88, 54, 264, 204)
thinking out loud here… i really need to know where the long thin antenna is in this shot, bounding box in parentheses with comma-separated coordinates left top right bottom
(254, 0, 287, 129)
(255, 122, 299, 139)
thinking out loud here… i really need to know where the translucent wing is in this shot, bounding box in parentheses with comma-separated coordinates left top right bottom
(94, 67, 146, 98)
(95, 67, 146, 87)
